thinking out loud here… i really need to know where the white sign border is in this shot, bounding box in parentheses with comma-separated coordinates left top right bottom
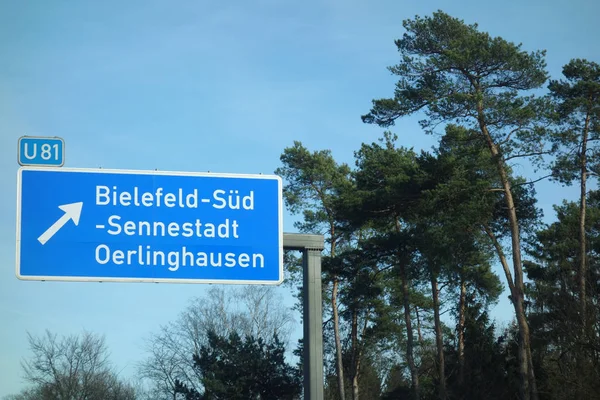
(16, 166, 284, 285)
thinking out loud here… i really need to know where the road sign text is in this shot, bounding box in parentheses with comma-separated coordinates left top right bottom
(16, 168, 283, 284)
(18, 136, 65, 167)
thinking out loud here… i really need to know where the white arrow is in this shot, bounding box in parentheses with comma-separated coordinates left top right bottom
(38, 202, 83, 245)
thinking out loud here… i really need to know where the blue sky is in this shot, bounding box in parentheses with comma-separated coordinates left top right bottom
(1, 0, 598, 396)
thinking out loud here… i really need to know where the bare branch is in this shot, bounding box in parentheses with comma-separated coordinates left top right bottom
(504, 150, 553, 162)
(513, 174, 554, 187)
(19, 330, 135, 399)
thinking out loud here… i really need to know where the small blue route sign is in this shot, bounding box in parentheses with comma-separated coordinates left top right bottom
(16, 167, 284, 284)
(18, 136, 65, 167)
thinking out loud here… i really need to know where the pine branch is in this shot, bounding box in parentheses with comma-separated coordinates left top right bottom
(504, 150, 553, 161)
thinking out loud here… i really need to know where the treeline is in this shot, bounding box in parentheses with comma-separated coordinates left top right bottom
(277, 10, 599, 400)
(4, 9, 599, 400)
(5, 286, 303, 400)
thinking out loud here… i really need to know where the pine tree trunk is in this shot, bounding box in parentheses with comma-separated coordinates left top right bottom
(579, 110, 591, 332)
(496, 157, 535, 400)
(330, 227, 345, 400)
(351, 310, 359, 400)
(352, 374, 359, 400)
(431, 273, 447, 400)
(396, 218, 419, 399)
(477, 101, 537, 400)
(576, 109, 590, 400)
(458, 279, 467, 387)
(484, 224, 538, 400)
(401, 262, 419, 400)
(416, 306, 424, 346)
(332, 277, 346, 400)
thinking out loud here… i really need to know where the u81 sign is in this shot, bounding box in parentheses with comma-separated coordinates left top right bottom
(18, 136, 65, 167)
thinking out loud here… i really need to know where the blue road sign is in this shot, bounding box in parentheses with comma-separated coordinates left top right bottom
(16, 167, 283, 284)
(18, 136, 65, 167)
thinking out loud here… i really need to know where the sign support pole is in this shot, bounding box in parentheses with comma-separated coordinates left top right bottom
(283, 233, 324, 400)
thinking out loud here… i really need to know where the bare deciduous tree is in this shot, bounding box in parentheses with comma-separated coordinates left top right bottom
(6, 330, 136, 400)
(137, 285, 296, 399)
